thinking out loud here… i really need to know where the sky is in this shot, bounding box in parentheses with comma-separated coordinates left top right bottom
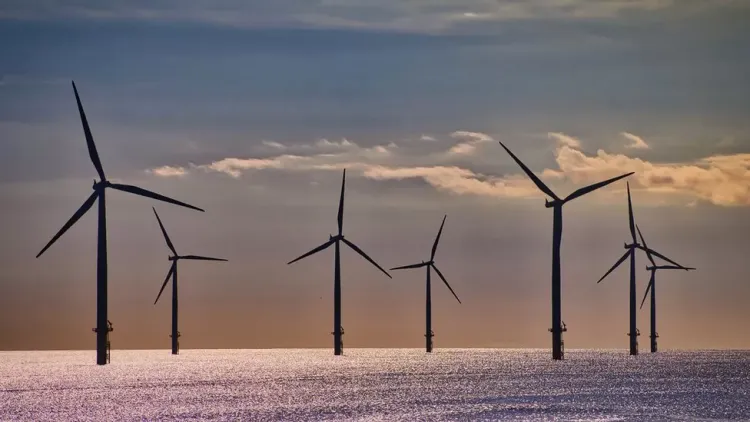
(1, 0, 749, 351)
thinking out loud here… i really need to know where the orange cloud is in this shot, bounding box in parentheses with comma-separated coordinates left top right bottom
(147, 132, 750, 206)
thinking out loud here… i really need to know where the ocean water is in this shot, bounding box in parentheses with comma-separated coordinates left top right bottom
(1, 349, 749, 421)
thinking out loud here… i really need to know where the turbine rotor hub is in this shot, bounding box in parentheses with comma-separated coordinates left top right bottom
(545, 198, 563, 208)
(93, 180, 110, 190)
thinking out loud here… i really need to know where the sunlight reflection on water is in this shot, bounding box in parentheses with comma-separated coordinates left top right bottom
(1, 349, 749, 421)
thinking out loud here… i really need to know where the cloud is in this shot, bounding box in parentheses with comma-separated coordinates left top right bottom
(149, 131, 750, 206)
(548, 132, 582, 148)
(552, 144, 750, 206)
(447, 143, 477, 155)
(621, 132, 650, 149)
(447, 130, 494, 156)
(450, 131, 494, 143)
(366, 145, 392, 155)
(199, 156, 295, 177)
(0, 1, 734, 34)
(147, 165, 187, 177)
(316, 138, 357, 149)
(420, 135, 437, 142)
(262, 140, 287, 150)
(360, 165, 538, 198)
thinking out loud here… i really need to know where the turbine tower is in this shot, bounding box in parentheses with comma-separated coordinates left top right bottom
(498, 141, 633, 360)
(637, 225, 694, 353)
(36, 81, 203, 365)
(287, 169, 391, 355)
(152, 208, 227, 355)
(596, 183, 684, 355)
(390, 215, 461, 353)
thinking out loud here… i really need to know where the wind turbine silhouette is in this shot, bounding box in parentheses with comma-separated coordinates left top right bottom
(498, 141, 633, 360)
(596, 182, 682, 356)
(637, 225, 694, 353)
(36, 81, 203, 365)
(287, 169, 391, 355)
(152, 207, 227, 355)
(390, 215, 461, 353)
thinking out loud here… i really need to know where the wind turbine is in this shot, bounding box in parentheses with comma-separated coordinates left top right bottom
(390, 215, 461, 353)
(498, 141, 633, 360)
(152, 207, 227, 355)
(596, 182, 682, 356)
(637, 225, 694, 353)
(287, 169, 391, 355)
(35, 81, 203, 365)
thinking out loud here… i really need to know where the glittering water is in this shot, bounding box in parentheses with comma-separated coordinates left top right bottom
(1, 349, 749, 421)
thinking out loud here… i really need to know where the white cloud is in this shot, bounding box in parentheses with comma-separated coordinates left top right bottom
(199, 156, 296, 177)
(450, 131, 494, 143)
(316, 138, 357, 149)
(447, 143, 477, 155)
(548, 132, 582, 148)
(150, 131, 750, 206)
(621, 132, 650, 149)
(420, 134, 437, 142)
(361, 165, 539, 198)
(446, 130, 494, 156)
(366, 145, 391, 155)
(262, 140, 287, 150)
(147, 165, 187, 177)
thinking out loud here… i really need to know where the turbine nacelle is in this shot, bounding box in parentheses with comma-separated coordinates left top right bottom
(168, 255, 179, 261)
(544, 198, 563, 208)
(93, 180, 109, 190)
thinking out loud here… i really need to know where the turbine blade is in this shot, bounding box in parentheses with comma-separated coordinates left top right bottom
(181, 255, 228, 262)
(627, 182, 636, 243)
(596, 250, 630, 283)
(36, 191, 98, 258)
(498, 141, 559, 201)
(431, 215, 447, 260)
(642, 247, 683, 268)
(564, 172, 634, 203)
(152, 207, 176, 255)
(636, 225, 656, 266)
(109, 183, 204, 212)
(287, 239, 335, 265)
(154, 263, 175, 305)
(656, 265, 695, 271)
(341, 238, 391, 279)
(640, 271, 654, 309)
(390, 262, 428, 271)
(337, 169, 345, 236)
(431, 264, 461, 304)
(72, 81, 106, 181)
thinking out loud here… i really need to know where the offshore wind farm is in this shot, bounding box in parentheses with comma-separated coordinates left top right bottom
(2, 1, 750, 420)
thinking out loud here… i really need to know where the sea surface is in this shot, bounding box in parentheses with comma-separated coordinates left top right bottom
(1, 349, 749, 421)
